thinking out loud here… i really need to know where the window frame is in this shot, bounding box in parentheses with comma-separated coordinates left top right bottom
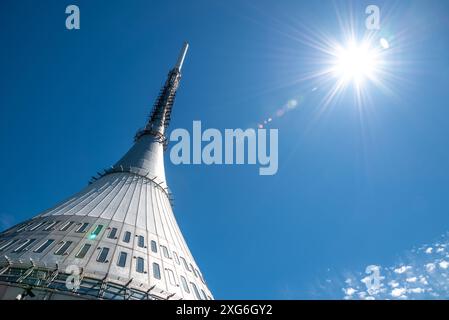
(13, 239, 36, 253)
(108, 227, 118, 239)
(44, 221, 60, 231)
(136, 257, 145, 273)
(89, 225, 104, 239)
(173, 252, 180, 264)
(180, 257, 191, 271)
(96, 247, 110, 263)
(137, 235, 145, 248)
(16, 222, 33, 232)
(123, 231, 131, 243)
(117, 251, 127, 267)
(75, 243, 92, 259)
(59, 221, 74, 231)
(161, 245, 170, 259)
(150, 240, 157, 253)
(29, 221, 45, 231)
(54, 241, 73, 255)
(152, 262, 161, 279)
(0, 239, 18, 251)
(200, 289, 208, 300)
(33, 239, 55, 253)
(180, 275, 190, 293)
(76, 222, 90, 233)
(190, 282, 202, 300)
(191, 264, 198, 277)
(166, 268, 176, 286)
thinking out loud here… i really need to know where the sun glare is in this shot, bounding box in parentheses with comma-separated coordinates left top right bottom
(255, 5, 399, 112)
(310, 34, 392, 110)
(332, 41, 379, 86)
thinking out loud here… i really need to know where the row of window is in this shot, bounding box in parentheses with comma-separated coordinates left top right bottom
(15, 220, 88, 233)
(0, 265, 212, 300)
(0, 237, 207, 297)
(0, 238, 208, 299)
(7, 219, 206, 283)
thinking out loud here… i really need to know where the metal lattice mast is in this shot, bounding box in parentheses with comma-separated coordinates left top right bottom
(135, 42, 189, 145)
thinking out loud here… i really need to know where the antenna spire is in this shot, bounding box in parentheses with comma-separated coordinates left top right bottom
(175, 42, 189, 71)
(135, 42, 189, 145)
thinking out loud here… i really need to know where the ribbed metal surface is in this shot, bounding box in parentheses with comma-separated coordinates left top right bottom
(0, 172, 212, 300)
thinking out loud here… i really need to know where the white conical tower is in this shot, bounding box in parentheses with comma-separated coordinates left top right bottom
(0, 43, 213, 300)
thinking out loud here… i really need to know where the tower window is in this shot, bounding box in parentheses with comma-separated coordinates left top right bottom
(97, 247, 110, 263)
(108, 227, 118, 239)
(0, 239, 18, 252)
(44, 221, 60, 231)
(180, 257, 191, 271)
(29, 221, 44, 231)
(200, 289, 207, 300)
(123, 231, 131, 243)
(136, 257, 145, 273)
(55, 241, 73, 255)
(173, 252, 180, 264)
(137, 235, 145, 248)
(191, 264, 197, 277)
(88, 225, 103, 240)
(166, 268, 176, 286)
(180, 276, 190, 293)
(117, 252, 127, 267)
(75, 243, 92, 258)
(161, 245, 170, 259)
(199, 273, 206, 284)
(152, 262, 161, 279)
(16, 222, 33, 232)
(150, 240, 157, 253)
(34, 239, 55, 253)
(60, 221, 74, 231)
(190, 282, 202, 300)
(76, 223, 90, 233)
(13, 239, 36, 253)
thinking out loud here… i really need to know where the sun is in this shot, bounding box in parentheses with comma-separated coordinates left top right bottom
(261, 6, 400, 111)
(332, 41, 380, 86)
(310, 36, 390, 109)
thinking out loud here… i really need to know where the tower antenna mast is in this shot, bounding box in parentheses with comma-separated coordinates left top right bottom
(136, 42, 189, 145)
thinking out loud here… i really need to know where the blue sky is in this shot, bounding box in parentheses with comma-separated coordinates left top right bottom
(1, 0, 449, 299)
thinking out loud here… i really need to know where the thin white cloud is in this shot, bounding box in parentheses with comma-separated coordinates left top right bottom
(391, 288, 406, 298)
(388, 280, 399, 288)
(409, 287, 425, 294)
(332, 232, 449, 299)
(439, 260, 449, 269)
(394, 266, 412, 274)
(426, 263, 436, 273)
(344, 287, 357, 296)
(419, 276, 429, 285)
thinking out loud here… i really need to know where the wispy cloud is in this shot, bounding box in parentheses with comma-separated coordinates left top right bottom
(324, 232, 449, 300)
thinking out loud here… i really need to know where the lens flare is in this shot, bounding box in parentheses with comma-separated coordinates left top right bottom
(380, 38, 390, 49)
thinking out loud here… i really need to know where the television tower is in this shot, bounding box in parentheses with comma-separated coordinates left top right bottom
(0, 43, 213, 300)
